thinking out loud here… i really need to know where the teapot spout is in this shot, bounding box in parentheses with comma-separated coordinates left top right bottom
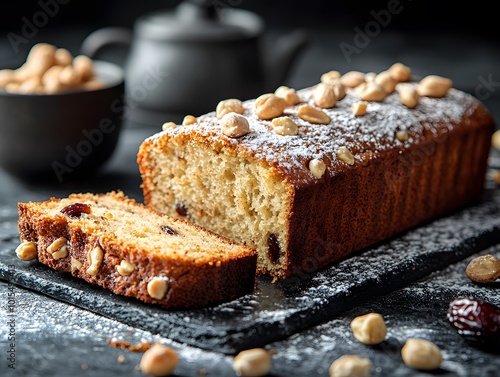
(264, 29, 309, 91)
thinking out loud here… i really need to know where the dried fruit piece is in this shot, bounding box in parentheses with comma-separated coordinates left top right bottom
(61, 203, 91, 218)
(161, 225, 178, 236)
(447, 297, 500, 347)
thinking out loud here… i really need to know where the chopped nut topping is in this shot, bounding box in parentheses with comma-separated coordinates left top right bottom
(71, 257, 83, 272)
(47, 237, 68, 260)
(309, 158, 327, 179)
(401, 338, 442, 370)
(274, 86, 301, 106)
(140, 342, 178, 377)
(337, 146, 355, 165)
(329, 355, 371, 377)
(86, 244, 104, 276)
(297, 104, 331, 124)
(116, 259, 135, 276)
(350, 312, 387, 345)
(182, 115, 197, 125)
(340, 71, 366, 88)
(313, 83, 337, 108)
(15, 240, 38, 261)
(331, 81, 346, 100)
(396, 130, 409, 142)
(162, 122, 176, 131)
(320, 70, 341, 85)
(233, 348, 272, 377)
(355, 82, 387, 102)
(374, 71, 397, 93)
(397, 83, 419, 108)
(219, 112, 250, 138)
(255, 93, 287, 120)
(271, 116, 298, 136)
(147, 277, 169, 300)
(417, 75, 453, 97)
(351, 102, 367, 116)
(388, 62, 412, 82)
(216, 98, 244, 119)
(364, 72, 376, 82)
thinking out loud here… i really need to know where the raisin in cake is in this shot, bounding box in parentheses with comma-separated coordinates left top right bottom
(16, 191, 257, 308)
(137, 63, 495, 280)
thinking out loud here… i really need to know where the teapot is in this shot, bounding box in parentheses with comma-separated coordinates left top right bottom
(81, 0, 309, 124)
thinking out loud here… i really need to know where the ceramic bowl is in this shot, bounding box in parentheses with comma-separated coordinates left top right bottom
(0, 60, 125, 182)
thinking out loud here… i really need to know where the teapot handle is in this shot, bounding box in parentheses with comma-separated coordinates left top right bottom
(80, 27, 133, 59)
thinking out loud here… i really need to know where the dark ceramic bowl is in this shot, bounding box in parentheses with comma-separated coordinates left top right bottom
(0, 60, 125, 182)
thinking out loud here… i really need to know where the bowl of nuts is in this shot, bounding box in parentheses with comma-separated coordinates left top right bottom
(0, 43, 125, 182)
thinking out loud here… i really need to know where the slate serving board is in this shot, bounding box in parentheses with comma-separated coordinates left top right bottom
(1, 174, 500, 355)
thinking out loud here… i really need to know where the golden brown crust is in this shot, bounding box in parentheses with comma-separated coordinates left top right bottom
(17, 191, 257, 308)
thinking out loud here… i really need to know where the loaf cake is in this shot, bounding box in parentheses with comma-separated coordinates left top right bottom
(16, 191, 257, 308)
(137, 63, 495, 280)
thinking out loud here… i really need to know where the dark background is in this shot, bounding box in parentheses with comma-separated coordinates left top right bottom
(1, 0, 499, 125)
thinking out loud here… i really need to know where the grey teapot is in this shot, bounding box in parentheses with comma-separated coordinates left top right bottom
(81, 0, 308, 124)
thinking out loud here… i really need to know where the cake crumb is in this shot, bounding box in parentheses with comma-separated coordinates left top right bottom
(81, 363, 89, 371)
(107, 338, 151, 352)
(197, 368, 208, 376)
(117, 354, 126, 364)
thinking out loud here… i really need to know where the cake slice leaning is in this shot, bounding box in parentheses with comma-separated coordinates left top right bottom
(16, 191, 257, 309)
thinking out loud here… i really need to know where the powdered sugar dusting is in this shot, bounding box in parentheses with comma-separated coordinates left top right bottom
(149, 82, 478, 185)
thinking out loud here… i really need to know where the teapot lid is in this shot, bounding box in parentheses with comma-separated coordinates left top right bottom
(135, 0, 264, 42)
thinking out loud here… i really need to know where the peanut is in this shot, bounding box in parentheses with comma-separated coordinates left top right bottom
(337, 146, 355, 165)
(15, 241, 38, 261)
(417, 75, 453, 98)
(329, 355, 371, 377)
(398, 84, 419, 108)
(182, 115, 197, 125)
(274, 86, 301, 106)
(331, 81, 346, 100)
(25, 43, 56, 76)
(147, 277, 169, 300)
(309, 158, 327, 179)
(216, 98, 244, 119)
(140, 343, 178, 377)
(82, 79, 104, 91)
(350, 312, 387, 345)
(116, 259, 135, 276)
(351, 102, 367, 116)
(374, 71, 397, 93)
(396, 130, 409, 142)
(313, 83, 337, 108)
(54, 48, 73, 66)
(465, 254, 500, 284)
(340, 71, 365, 88)
(17, 77, 43, 94)
(401, 338, 442, 370)
(297, 104, 330, 125)
(271, 116, 298, 136)
(219, 112, 250, 138)
(73, 55, 94, 81)
(364, 72, 376, 82)
(255, 93, 287, 120)
(86, 245, 104, 276)
(320, 70, 341, 85)
(162, 121, 177, 131)
(233, 348, 272, 377)
(388, 62, 412, 82)
(355, 82, 387, 102)
(0, 69, 15, 88)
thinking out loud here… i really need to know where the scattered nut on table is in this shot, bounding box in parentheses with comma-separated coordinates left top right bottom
(400, 338, 442, 370)
(350, 312, 387, 345)
(232, 348, 272, 377)
(465, 254, 500, 284)
(329, 354, 371, 377)
(139, 342, 178, 376)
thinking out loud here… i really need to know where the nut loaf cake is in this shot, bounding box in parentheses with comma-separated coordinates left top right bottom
(137, 64, 495, 280)
(16, 191, 257, 308)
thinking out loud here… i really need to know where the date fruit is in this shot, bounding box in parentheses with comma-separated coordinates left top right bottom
(61, 202, 91, 218)
(447, 297, 500, 348)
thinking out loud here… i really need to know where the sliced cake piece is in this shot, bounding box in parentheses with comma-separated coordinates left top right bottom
(16, 191, 257, 308)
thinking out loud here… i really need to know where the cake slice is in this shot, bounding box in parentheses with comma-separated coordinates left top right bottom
(16, 191, 257, 308)
(137, 64, 495, 280)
